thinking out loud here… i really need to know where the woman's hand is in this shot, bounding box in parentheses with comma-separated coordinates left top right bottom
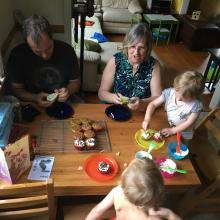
(111, 93, 122, 104)
(160, 127, 175, 137)
(127, 97, 140, 111)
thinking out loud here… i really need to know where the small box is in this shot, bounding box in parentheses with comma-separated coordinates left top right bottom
(0, 113, 14, 148)
(192, 10, 201, 20)
(0, 135, 30, 184)
(0, 103, 13, 137)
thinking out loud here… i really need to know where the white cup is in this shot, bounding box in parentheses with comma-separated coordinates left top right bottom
(135, 151, 153, 160)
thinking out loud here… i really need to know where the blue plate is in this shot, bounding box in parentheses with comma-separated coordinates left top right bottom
(105, 104, 131, 121)
(46, 102, 74, 119)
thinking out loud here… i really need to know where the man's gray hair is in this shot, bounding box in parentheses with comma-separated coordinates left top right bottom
(22, 14, 52, 45)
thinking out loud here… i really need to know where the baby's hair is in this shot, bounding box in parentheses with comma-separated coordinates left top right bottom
(174, 71, 205, 99)
(121, 158, 164, 207)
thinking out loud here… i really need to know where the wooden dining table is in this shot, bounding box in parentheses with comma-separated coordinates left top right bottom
(17, 104, 201, 197)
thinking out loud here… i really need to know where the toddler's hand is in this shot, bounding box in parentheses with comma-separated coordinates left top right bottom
(160, 128, 175, 137)
(142, 120, 149, 130)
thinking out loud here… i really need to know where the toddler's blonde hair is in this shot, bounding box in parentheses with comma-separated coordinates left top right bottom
(174, 71, 205, 99)
(121, 158, 164, 207)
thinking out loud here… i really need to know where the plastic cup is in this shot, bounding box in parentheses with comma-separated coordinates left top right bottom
(135, 150, 153, 160)
(168, 141, 189, 160)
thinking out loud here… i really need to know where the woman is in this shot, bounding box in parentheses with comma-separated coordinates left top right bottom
(98, 23, 162, 111)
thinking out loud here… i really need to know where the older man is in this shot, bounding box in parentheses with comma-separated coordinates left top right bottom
(5, 14, 80, 107)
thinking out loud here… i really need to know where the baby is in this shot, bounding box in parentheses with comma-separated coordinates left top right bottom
(86, 158, 181, 220)
(142, 71, 205, 140)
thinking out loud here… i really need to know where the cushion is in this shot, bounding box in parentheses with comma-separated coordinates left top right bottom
(74, 40, 102, 52)
(128, 0, 143, 13)
(84, 40, 102, 52)
(102, 0, 131, 8)
(90, 32, 108, 43)
(102, 8, 132, 23)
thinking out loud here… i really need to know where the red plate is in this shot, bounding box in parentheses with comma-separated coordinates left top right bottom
(84, 154, 119, 182)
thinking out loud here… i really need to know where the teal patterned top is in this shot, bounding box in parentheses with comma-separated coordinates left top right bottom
(113, 52, 156, 99)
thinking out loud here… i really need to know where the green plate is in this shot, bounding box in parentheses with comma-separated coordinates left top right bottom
(134, 129, 165, 150)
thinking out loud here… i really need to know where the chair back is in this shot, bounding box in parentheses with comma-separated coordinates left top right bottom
(0, 178, 56, 220)
(190, 107, 220, 181)
(177, 107, 220, 216)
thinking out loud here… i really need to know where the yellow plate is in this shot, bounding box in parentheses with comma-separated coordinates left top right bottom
(134, 129, 165, 150)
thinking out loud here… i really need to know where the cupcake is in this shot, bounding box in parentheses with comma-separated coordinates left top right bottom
(71, 124, 82, 133)
(153, 132, 163, 142)
(81, 118, 93, 124)
(71, 118, 82, 125)
(98, 161, 111, 174)
(85, 138, 96, 150)
(74, 139, 85, 151)
(81, 123, 92, 131)
(73, 131, 84, 140)
(92, 122, 103, 132)
(141, 130, 152, 140)
(84, 129, 95, 139)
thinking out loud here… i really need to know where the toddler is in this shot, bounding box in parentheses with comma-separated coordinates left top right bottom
(85, 158, 181, 220)
(142, 71, 205, 140)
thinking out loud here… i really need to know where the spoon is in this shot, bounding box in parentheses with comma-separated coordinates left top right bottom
(176, 132, 181, 154)
(161, 166, 188, 174)
(147, 141, 157, 154)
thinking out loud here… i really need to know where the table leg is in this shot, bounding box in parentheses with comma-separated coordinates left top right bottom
(174, 22, 180, 43)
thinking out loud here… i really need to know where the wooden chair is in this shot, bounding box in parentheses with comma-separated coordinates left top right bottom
(177, 107, 220, 216)
(0, 178, 58, 220)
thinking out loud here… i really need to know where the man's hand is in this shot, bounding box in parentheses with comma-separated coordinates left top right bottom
(55, 88, 70, 102)
(36, 92, 54, 107)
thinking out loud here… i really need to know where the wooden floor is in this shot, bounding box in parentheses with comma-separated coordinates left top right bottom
(84, 35, 210, 106)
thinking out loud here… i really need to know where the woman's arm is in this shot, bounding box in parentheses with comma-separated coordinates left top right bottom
(85, 188, 115, 220)
(98, 57, 121, 104)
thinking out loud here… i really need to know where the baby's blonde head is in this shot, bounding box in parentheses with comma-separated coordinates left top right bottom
(174, 71, 205, 100)
(121, 158, 164, 208)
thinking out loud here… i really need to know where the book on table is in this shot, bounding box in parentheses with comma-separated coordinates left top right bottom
(28, 155, 55, 181)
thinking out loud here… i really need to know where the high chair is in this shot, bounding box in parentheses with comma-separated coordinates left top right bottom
(0, 178, 60, 220)
(177, 107, 220, 216)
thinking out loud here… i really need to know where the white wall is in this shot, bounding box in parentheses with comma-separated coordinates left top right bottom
(0, 0, 14, 52)
(13, 0, 71, 42)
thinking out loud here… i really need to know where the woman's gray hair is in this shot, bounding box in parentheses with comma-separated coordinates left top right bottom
(22, 14, 52, 45)
(122, 23, 152, 60)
